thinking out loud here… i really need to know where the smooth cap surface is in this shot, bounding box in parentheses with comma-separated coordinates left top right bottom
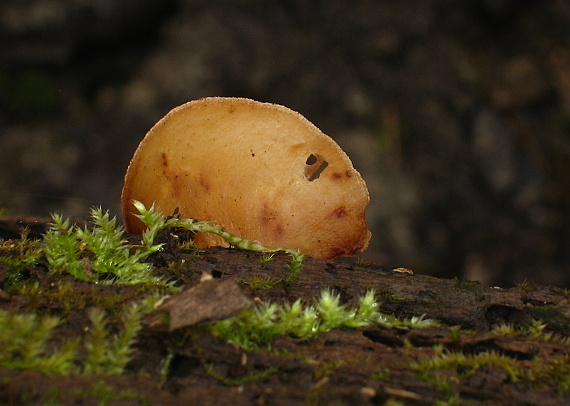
(122, 97, 371, 259)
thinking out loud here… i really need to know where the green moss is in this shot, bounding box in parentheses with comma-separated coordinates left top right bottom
(313, 360, 346, 380)
(0, 227, 42, 291)
(529, 308, 570, 336)
(449, 325, 462, 342)
(525, 319, 570, 343)
(212, 289, 434, 351)
(409, 346, 524, 403)
(133, 200, 306, 282)
(410, 347, 522, 382)
(525, 353, 570, 392)
(377, 292, 406, 302)
(259, 253, 275, 265)
(159, 352, 175, 386)
(371, 366, 390, 381)
(2, 202, 307, 294)
(515, 278, 534, 292)
(490, 322, 517, 337)
(240, 274, 282, 290)
(83, 304, 144, 375)
(0, 309, 77, 374)
(284, 249, 305, 282)
(2, 206, 167, 289)
(44, 208, 163, 284)
(17, 282, 124, 315)
(410, 338, 570, 397)
(0, 296, 157, 376)
(42, 387, 63, 406)
(491, 319, 570, 345)
(305, 375, 330, 406)
(354, 258, 373, 267)
(0, 200, 307, 327)
(433, 396, 462, 406)
(417, 372, 456, 400)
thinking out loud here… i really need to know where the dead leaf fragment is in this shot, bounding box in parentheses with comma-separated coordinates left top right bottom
(159, 279, 252, 331)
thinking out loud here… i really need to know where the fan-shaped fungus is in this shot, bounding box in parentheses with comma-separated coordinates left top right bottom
(121, 97, 371, 259)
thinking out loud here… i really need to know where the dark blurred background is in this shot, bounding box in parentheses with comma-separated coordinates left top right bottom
(1, 0, 570, 287)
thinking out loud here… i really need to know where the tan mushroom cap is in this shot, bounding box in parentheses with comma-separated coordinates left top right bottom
(121, 97, 371, 259)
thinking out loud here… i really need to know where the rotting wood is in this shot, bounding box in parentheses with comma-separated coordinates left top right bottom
(1, 221, 570, 405)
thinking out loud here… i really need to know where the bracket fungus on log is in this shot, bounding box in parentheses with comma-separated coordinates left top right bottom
(121, 97, 371, 259)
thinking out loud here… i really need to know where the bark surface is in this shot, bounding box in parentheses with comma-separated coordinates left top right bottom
(1, 221, 569, 405)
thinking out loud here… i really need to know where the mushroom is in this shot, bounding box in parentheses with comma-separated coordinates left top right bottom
(121, 97, 371, 259)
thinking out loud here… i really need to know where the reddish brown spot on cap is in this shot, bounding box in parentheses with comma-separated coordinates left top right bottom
(332, 207, 347, 218)
(199, 174, 210, 193)
(259, 203, 285, 240)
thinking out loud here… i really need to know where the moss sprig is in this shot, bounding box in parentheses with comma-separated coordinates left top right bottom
(133, 200, 305, 281)
(284, 249, 304, 282)
(134, 200, 271, 252)
(83, 303, 144, 375)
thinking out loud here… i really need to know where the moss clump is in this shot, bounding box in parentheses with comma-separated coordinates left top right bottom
(240, 274, 282, 290)
(529, 307, 570, 337)
(0, 309, 77, 375)
(2, 201, 306, 291)
(492, 319, 570, 344)
(17, 282, 126, 315)
(0, 227, 42, 290)
(82, 303, 145, 375)
(44, 208, 163, 284)
(0, 298, 155, 376)
(410, 345, 522, 382)
(212, 289, 434, 351)
(410, 336, 570, 397)
(0, 201, 314, 380)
